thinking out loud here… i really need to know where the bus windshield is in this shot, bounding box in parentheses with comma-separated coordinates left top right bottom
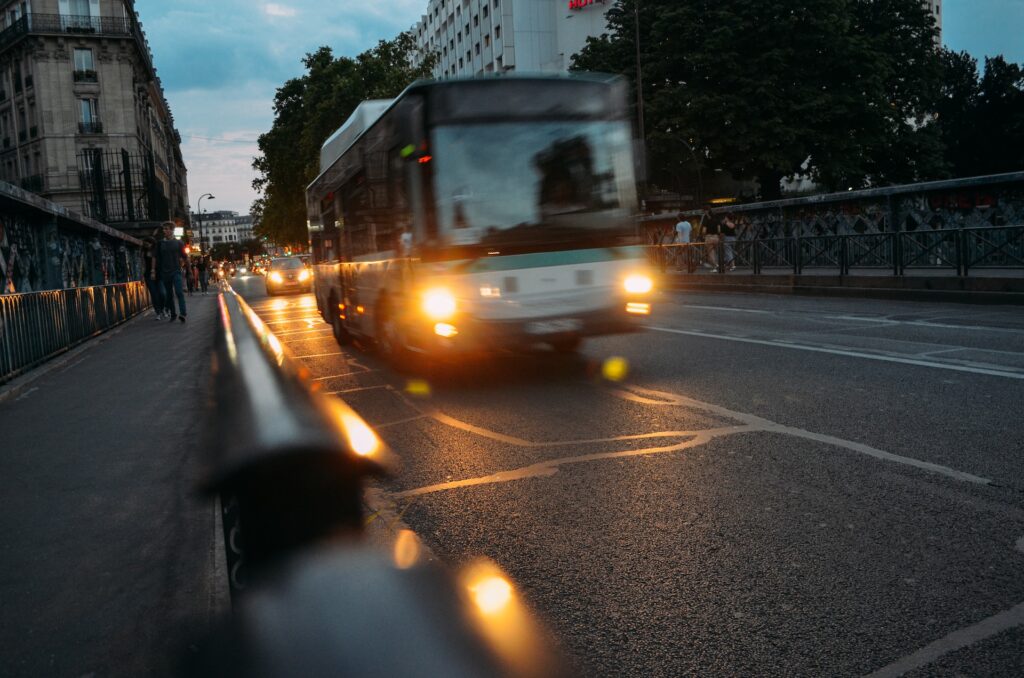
(431, 120, 637, 249)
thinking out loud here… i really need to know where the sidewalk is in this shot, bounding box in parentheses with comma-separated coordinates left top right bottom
(0, 292, 227, 677)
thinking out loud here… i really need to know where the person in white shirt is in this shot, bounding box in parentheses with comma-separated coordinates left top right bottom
(674, 213, 692, 271)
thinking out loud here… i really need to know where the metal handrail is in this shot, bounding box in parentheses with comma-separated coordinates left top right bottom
(0, 281, 148, 385)
(202, 288, 569, 676)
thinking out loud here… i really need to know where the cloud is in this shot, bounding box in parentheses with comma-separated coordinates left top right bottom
(264, 3, 297, 18)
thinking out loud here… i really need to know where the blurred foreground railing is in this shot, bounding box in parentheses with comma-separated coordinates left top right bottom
(196, 289, 568, 677)
(0, 281, 148, 385)
(651, 224, 1024, 276)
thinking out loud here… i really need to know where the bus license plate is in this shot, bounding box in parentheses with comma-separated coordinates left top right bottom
(525, 318, 582, 335)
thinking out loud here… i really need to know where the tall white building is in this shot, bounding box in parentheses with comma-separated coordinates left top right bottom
(925, 0, 942, 44)
(410, 0, 610, 78)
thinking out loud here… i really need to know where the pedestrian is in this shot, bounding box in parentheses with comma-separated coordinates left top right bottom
(142, 235, 164, 319)
(721, 214, 738, 271)
(198, 255, 210, 294)
(185, 256, 196, 296)
(155, 221, 188, 323)
(674, 213, 692, 272)
(703, 212, 720, 272)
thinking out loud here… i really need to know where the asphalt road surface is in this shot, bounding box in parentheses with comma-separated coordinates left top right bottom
(231, 273, 1024, 677)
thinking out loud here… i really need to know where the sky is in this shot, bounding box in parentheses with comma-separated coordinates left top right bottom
(134, 0, 1024, 217)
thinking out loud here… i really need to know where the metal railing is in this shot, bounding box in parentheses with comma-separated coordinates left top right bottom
(651, 224, 1024, 277)
(0, 281, 148, 385)
(198, 288, 568, 676)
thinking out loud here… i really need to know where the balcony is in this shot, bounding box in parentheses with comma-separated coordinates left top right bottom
(20, 174, 43, 192)
(78, 121, 103, 135)
(0, 14, 137, 51)
(73, 69, 98, 83)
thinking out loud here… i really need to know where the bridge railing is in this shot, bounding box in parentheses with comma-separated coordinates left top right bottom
(199, 288, 568, 676)
(0, 281, 148, 385)
(651, 224, 1024, 276)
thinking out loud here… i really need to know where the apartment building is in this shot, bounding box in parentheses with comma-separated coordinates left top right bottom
(411, 0, 610, 78)
(192, 211, 256, 251)
(0, 0, 188, 236)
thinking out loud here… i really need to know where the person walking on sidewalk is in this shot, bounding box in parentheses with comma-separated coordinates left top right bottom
(674, 213, 692, 272)
(198, 255, 210, 295)
(142, 235, 164, 319)
(721, 214, 738, 271)
(156, 222, 188, 323)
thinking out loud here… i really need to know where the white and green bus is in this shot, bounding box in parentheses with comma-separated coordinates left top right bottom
(307, 74, 653, 364)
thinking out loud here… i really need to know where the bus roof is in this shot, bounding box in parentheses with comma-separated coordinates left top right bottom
(308, 73, 622, 197)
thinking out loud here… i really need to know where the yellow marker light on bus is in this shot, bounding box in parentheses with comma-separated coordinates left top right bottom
(623, 274, 653, 294)
(626, 302, 651, 315)
(434, 322, 458, 338)
(268, 271, 283, 284)
(298, 269, 311, 282)
(422, 288, 456, 320)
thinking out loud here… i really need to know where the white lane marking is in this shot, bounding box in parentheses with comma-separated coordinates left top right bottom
(375, 414, 430, 429)
(313, 373, 359, 381)
(428, 410, 744, 448)
(828, 315, 1024, 334)
(864, 601, 1024, 678)
(294, 351, 345, 359)
(327, 384, 390, 395)
(274, 328, 333, 337)
(393, 430, 744, 499)
(672, 303, 772, 314)
(648, 326, 1024, 380)
(15, 387, 39, 401)
(609, 386, 992, 485)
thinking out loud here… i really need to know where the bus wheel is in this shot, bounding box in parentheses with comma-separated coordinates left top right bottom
(550, 336, 582, 353)
(331, 299, 352, 346)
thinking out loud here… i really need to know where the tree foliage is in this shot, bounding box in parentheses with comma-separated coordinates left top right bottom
(934, 51, 1024, 178)
(571, 0, 946, 199)
(252, 34, 435, 244)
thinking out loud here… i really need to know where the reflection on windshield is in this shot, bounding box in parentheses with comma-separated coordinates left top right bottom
(432, 122, 636, 247)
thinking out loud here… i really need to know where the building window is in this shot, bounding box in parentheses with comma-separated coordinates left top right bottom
(473, 14, 478, 26)
(475, 42, 480, 55)
(495, 24, 501, 40)
(74, 48, 93, 71)
(482, 5, 488, 18)
(484, 34, 490, 48)
(459, 57, 463, 69)
(78, 98, 101, 133)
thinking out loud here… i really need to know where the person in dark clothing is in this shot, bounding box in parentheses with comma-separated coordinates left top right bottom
(198, 256, 210, 294)
(142, 235, 164, 319)
(721, 214, 738, 271)
(155, 221, 188, 322)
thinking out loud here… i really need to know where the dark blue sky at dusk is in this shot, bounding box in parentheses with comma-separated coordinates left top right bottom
(133, 1, 1024, 214)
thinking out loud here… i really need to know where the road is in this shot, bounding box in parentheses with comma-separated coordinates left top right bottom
(232, 273, 1024, 677)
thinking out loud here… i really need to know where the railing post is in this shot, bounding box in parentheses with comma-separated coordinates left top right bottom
(957, 227, 967, 277)
(839, 235, 848, 276)
(753, 239, 761, 275)
(793, 235, 801, 275)
(718, 239, 726, 274)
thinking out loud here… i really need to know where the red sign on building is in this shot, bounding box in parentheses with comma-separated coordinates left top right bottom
(568, 0, 602, 10)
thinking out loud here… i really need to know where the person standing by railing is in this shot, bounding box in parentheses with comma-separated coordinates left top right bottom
(674, 213, 692, 272)
(155, 221, 187, 323)
(142, 233, 165, 319)
(722, 214, 738, 271)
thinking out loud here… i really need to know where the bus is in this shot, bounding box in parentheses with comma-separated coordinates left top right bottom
(306, 74, 653, 365)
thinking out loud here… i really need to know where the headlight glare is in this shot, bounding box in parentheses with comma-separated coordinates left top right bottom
(422, 288, 457, 320)
(269, 271, 283, 284)
(624, 274, 653, 294)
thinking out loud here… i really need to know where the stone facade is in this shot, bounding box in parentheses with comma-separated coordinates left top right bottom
(0, 0, 188, 236)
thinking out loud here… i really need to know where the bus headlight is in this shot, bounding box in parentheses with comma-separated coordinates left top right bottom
(422, 288, 457, 320)
(269, 271, 283, 284)
(298, 269, 311, 282)
(623, 274, 653, 295)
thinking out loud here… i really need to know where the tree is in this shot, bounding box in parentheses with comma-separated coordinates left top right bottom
(571, 0, 944, 199)
(252, 34, 435, 245)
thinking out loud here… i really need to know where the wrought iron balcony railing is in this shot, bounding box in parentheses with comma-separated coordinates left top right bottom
(73, 69, 98, 83)
(78, 121, 103, 135)
(0, 14, 136, 51)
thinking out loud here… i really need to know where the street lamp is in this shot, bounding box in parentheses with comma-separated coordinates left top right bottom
(197, 193, 214, 254)
(634, 0, 647, 205)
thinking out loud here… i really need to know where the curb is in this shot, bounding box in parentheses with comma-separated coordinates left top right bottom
(665, 281, 1024, 305)
(0, 311, 150, 405)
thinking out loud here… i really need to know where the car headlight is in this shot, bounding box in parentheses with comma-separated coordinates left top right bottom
(298, 269, 310, 282)
(422, 288, 456, 320)
(623, 274, 653, 295)
(269, 271, 283, 284)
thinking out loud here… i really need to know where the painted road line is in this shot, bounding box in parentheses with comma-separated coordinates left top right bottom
(648, 326, 1024, 380)
(865, 601, 1024, 678)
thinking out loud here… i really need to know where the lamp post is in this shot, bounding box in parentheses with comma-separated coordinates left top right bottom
(197, 193, 215, 254)
(634, 0, 647, 206)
